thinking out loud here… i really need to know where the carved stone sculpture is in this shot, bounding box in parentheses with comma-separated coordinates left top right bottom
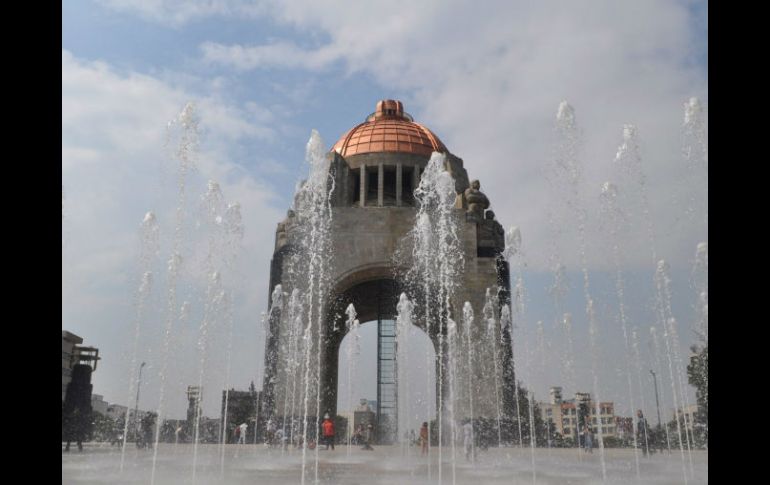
(464, 179, 490, 216)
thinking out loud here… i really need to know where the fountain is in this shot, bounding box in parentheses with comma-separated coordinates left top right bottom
(63, 99, 707, 485)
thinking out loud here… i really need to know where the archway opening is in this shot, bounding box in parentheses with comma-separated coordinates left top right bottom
(337, 319, 436, 445)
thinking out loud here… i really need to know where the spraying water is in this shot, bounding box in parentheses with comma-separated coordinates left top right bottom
(345, 304, 360, 456)
(504, 227, 525, 449)
(554, 101, 606, 480)
(482, 288, 503, 447)
(120, 211, 159, 471)
(290, 130, 335, 485)
(395, 294, 414, 460)
(407, 151, 464, 484)
(461, 302, 476, 465)
(600, 181, 640, 477)
(682, 97, 708, 231)
(151, 103, 198, 485)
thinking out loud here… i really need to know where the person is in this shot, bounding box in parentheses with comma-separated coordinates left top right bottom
(636, 410, 650, 456)
(322, 414, 335, 450)
(266, 418, 275, 446)
(409, 429, 416, 446)
(361, 423, 374, 450)
(420, 422, 429, 455)
(238, 422, 248, 445)
(463, 420, 474, 462)
(583, 426, 593, 453)
(278, 428, 289, 450)
(352, 424, 363, 445)
(144, 413, 156, 450)
(63, 407, 86, 452)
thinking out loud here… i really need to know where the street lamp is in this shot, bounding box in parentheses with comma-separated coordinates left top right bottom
(134, 362, 146, 440)
(650, 369, 661, 429)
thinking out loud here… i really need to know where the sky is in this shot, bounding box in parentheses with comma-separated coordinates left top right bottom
(62, 0, 707, 422)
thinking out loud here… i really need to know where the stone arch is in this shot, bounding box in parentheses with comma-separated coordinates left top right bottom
(319, 267, 440, 430)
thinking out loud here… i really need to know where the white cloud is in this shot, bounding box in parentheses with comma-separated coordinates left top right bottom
(197, 0, 707, 271)
(62, 49, 285, 417)
(96, 0, 268, 27)
(200, 41, 340, 71)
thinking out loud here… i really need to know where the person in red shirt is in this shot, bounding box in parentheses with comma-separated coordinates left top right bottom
(322, 413, 335, 450)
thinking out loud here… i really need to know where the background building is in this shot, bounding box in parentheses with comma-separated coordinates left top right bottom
(91, 394, 109, 416)
(538, 387, 617, 441)
(220, 384, 261, 443)
(62, 331, 83, 401)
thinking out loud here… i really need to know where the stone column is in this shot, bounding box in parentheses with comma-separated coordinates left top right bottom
(342, 163, 349, 206)
(360, 164, 366, 207)
(396, 163, 403, 207)
(412, 165, 420, 192)
(378, 163, 384, 207)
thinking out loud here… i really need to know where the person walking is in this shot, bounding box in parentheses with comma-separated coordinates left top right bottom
(636, 410, 650, 456)
(238, 422, 248, 445)
(583, 425, 593, 453)
(463, 420, 475, 462)
(322, 414, 335, 450)
(361, 423, 374, 450)
(420, 422, 429, 456)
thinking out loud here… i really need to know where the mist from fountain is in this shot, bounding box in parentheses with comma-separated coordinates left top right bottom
(554, 101, 607, 479)
(285, 129, 335, 485)
(599, 181, 641, 478)
(461, 302, 476, 465)
(482, 288, 503, 447)
(395, 294, 414, 460)
(503, 227, 524, 449)
(407, 151, 464, 484)
(151, 103, 198, 485)
(345, 304, 360, 457)
(120, 211, 160, 471)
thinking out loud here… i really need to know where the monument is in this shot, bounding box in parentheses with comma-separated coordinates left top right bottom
(262, 100, 516, 442)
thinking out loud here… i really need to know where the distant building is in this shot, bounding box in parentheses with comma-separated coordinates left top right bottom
(106, 404, 129, 420)
(62, 330, 100, 401)
(538, 387, 617, 440)
(219, 384, 261, 443)
(91, 394, 109, 415)
(615, 416, 634, 441)
(355, 398, 373, 412)
(62, 331, 83, 401)
(674, 404, 699, 434)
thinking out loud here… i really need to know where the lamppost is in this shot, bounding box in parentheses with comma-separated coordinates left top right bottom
(650, 369, 661, 428)
(134, 362, 146, 440)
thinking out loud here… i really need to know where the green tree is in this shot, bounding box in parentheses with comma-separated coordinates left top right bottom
(687, 344, 708, 446)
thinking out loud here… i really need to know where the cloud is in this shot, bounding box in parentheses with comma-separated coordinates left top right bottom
(62, 49, 285, 417)
(95, 0, 268, 27)
(200, 41, 340, 71)
(196, 0, 707, 271)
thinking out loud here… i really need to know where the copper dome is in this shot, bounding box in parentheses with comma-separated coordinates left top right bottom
(332, 100, 447, 158)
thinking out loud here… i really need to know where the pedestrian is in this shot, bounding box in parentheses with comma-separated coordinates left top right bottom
(636, 410, 650, 456)
(322, 413, 335, 450)
(420, 422, 429, 455)
(266, 418, 275, 446)
(361, 423, 374, 450)
(238, 422, 248, 444)
(463, 420, 474, 462)
(63, 407, 86, 452)
(583, 426, 593, 453)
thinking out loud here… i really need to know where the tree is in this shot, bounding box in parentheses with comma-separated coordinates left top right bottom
(687, 344, 708, 447)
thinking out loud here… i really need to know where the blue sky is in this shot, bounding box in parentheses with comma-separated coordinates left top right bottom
(62, 0, 707, 421)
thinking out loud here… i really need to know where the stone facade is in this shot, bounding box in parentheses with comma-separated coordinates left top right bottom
(262, 101, 515, 437)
